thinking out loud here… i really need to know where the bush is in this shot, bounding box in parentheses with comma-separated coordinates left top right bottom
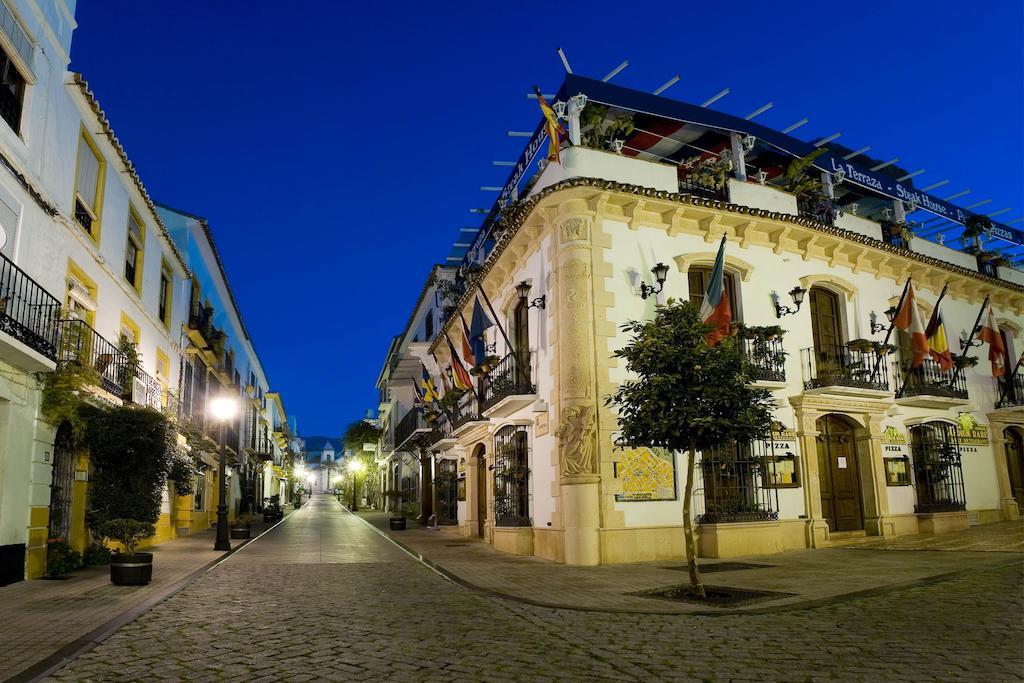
(96, 519, 154, 555)
(168, 450, 195, 496)
(83, 543, 112, 566)
(84, 404, 175, 532)
(46, 537, 82, 576)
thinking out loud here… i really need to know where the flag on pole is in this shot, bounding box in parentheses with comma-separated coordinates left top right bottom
(700, 236, 732, 346)
(534, 86, 566, 163)
(420, 366, 440, 404)
(460, 326, 476, 368)
(978, 302, 1007, 377)
(924, 299, 953, 371)
(892, 281, 929, 368)
(446, 334, 474, 390)
(469, 295, 494, 366)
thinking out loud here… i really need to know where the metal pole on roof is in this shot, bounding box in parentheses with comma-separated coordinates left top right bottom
(870, 158, 899, 171)
(897, 169, 925, 182)
(782, 118, 808, 133)
(843, 146, 870, 160)
(814, 133, 842, 147)
(744, 102, 773, 120)
(921, 179, 949, 192)
(944, 189, 971, 200)
(493, 161, 515, 166)
(556, 47, 573, 74)
(602, 60, 628, 82)
(700, 88, 730, 107)
(507, 131, 532, 137)
(653, 75, 680, 95)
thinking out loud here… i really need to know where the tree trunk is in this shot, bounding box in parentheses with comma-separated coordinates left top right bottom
(683, 444, 706, 599)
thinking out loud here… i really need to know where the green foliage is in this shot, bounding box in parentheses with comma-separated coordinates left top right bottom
(607, 300, 774, 454)
(39, 317, 99, 441)
(438, 388, 466, 411)
(679, 155, 732, 192)
(168, 449, 196, 496)
(95, 518, 154, 555)
(785, 147, 829, 196)
(580, 104, 635, 150)
(117, 334, 140, 396)
(342, 419, 382, 455)
(732, 323, 785, 341)
(83, 543, 112, 566)
(963, 215, 993, 239)
(882, 220, 915, 243)
(85, 404, 175, 532)
(45, 537, 82, 576)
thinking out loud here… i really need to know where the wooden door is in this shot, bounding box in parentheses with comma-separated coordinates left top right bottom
(1006, 428, 1024, 509)
(513, 299, 530, 385)
(816, 415, 864, 532)
(809, 288, 842, 356)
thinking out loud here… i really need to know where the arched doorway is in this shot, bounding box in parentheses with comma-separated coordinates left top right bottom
(816, 415, 864, 532)
(47, 423, 75, 540)
(473, 443, 487, 537)
(1004, 428, 1024, 510)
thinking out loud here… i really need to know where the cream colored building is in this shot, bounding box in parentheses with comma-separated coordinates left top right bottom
(384, 75, 1024, 566)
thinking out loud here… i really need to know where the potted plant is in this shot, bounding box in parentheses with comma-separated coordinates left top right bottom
(954, 355, 979, 369)
(263, 494, 284, 522)
(847, 338, 873, 354)
(98, 518, 155, 586)
(230, 513, 253, 540)
(871, 341, 897, 356)
(385, 489, 412, 530)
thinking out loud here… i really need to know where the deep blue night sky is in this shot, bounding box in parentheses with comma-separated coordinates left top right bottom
(69, 1, 1023, 435)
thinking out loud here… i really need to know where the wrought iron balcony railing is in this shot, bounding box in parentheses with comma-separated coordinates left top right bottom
(894, 359, 968, 400)
(678, 176, 727, 201)
(58, 319, 128, 396)
(0, 251, 61, 360)
(801, 344, 890, 392)
(451, 391, 481, 430)
(996, 373, 1024, 409)
(480, 352, 535, 411)
(740, 337, 786, 383)
(394, 408, 428, 449)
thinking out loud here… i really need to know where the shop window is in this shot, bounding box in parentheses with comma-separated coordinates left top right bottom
(884, 456, 911, 486)
(910, 422, 966, 512)
(493, 425, 530, 527)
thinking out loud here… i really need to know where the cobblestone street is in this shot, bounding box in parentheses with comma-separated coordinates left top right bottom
(51, 497, 1024, 682)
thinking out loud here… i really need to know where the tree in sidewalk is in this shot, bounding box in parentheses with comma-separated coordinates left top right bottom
(342, 419, 382, 507)
(606, 300, 774, 598)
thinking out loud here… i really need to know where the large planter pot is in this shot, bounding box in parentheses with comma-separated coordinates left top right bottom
(230, 525, 252, 540)
(110, 552, 153, 586)
(389, 517, 406, 531)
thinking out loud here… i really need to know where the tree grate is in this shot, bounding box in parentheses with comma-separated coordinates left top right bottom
(663, 561, 775, 574)
(634, 584, 797, 608)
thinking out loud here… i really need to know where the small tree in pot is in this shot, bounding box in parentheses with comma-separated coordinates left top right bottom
(96, 519, 155, 585)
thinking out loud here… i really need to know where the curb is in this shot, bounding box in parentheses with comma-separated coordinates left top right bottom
(343, 509, 1024, 617)
(7, 507, 299, 683)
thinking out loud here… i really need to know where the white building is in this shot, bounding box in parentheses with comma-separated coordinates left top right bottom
(380, 73, 1024, 565)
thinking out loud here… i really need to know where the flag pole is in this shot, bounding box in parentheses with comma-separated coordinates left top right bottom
(897, 282, 950, 397)
(950, 294, 990, 388)
(869, 278, 912, 384)
(476, 283, 515, 354)
(442, 329, 481, 402)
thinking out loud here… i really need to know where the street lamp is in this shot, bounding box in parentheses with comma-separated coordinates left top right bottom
(347, 459, 365, 511)
(208, 394, 239, 551)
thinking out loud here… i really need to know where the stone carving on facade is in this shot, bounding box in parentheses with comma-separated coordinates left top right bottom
(559, 218, 589, 243)
(555, 405, 596, 476)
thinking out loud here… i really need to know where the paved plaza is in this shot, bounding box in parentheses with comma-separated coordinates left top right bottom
(43, 496, 1024, 682)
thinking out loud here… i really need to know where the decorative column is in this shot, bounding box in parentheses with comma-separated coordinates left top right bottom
(857, 414, 893, 536)
(986, 417, 1021, 521)
(792, 401, 828, 547)
(553, 214, 601, 566)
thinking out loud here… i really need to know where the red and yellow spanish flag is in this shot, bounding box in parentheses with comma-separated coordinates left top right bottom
(924, 301, 953, 371)
(445, 334, 474, 390)
(534, 86, 566, 164)
(892, 281, 929, 368)
(978, 302, 1007, 377)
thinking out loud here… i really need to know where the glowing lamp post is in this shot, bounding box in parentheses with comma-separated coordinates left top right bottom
(208, 394, 239, 551)
(347, 459, 365, 511)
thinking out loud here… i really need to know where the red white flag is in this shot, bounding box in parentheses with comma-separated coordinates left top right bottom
(892, 281, 928, 368)
(977, 302, 1007, 377)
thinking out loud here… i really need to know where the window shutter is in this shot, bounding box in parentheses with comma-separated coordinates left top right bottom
(76, 137, 100, 210)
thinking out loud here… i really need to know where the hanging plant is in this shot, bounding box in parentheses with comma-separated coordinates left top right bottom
(871, 341, 897, 356)
(679, 154, 732, 191)
(117, 334, 140, 397)
(438, 388, 466, 411)
(963, 215, 992, 239)
(954, 355, 979, 369)
(847, 338, 873, 353)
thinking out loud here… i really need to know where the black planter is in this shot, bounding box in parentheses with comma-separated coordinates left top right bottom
(110, 552, 153, 586)
(389, 517, 406, 531)
(229, 525, 252, 540)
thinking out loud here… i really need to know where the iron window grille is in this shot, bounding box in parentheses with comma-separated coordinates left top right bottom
(434, 459, 458, 526)
(696, 437, 780, 524)
(493, 425, 530, 527)
(910, 422, 967, 513)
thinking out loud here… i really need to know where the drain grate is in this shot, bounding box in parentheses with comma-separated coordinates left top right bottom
(663, 561, 775, 574)
(444, 543, 471, 547)
(633, 584, 796, 608)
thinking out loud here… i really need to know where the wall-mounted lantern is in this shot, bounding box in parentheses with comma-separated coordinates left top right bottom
(772, 285, 807, 318)
(516, 281, 546, 309)
(870, 307, 897, 334)
(639, 263, 670, 300)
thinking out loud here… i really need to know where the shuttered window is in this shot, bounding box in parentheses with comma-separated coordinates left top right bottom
(74, 135, 103, 235)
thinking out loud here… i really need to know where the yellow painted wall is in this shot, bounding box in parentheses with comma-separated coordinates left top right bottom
(25, 506, 49, 579)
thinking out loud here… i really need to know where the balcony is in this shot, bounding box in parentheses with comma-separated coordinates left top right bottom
(894, 359, 970, 409)
(0, 251, 61, 370)
(425, 413, 457, 451)
(126, 365, 163, 410)
(740, 337, 786, 388)
(247, 433, 275, 462)
(801, 344, 891, 397)
(995, 374, 1024, 411)
(394, 408, 429, 450)
(481, 352, 536, 417)
(58, 319, 130, 397)
(450, 391, 486, 437)
(187, 300, 225, 364)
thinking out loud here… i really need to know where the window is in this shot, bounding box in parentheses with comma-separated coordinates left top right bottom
(194, 473, 205, 510)
(698, 438, 780, 523)
(425, 310, 434, 339)
(74, 132, 104, 238)
(910, 422, 966, 512)
(158, 262, 173, 328)
(119, 312, 140, 346)
(124, 209, 145, 291)
(493, 425, 530, 527)
(0, 45, 25, 133)
(885, 456, 911, 486)
(65, 261, 97, 326)
(688, 266, 738, 319)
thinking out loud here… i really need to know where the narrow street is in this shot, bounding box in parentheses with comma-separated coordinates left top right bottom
(51, 495, 1022, 682)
